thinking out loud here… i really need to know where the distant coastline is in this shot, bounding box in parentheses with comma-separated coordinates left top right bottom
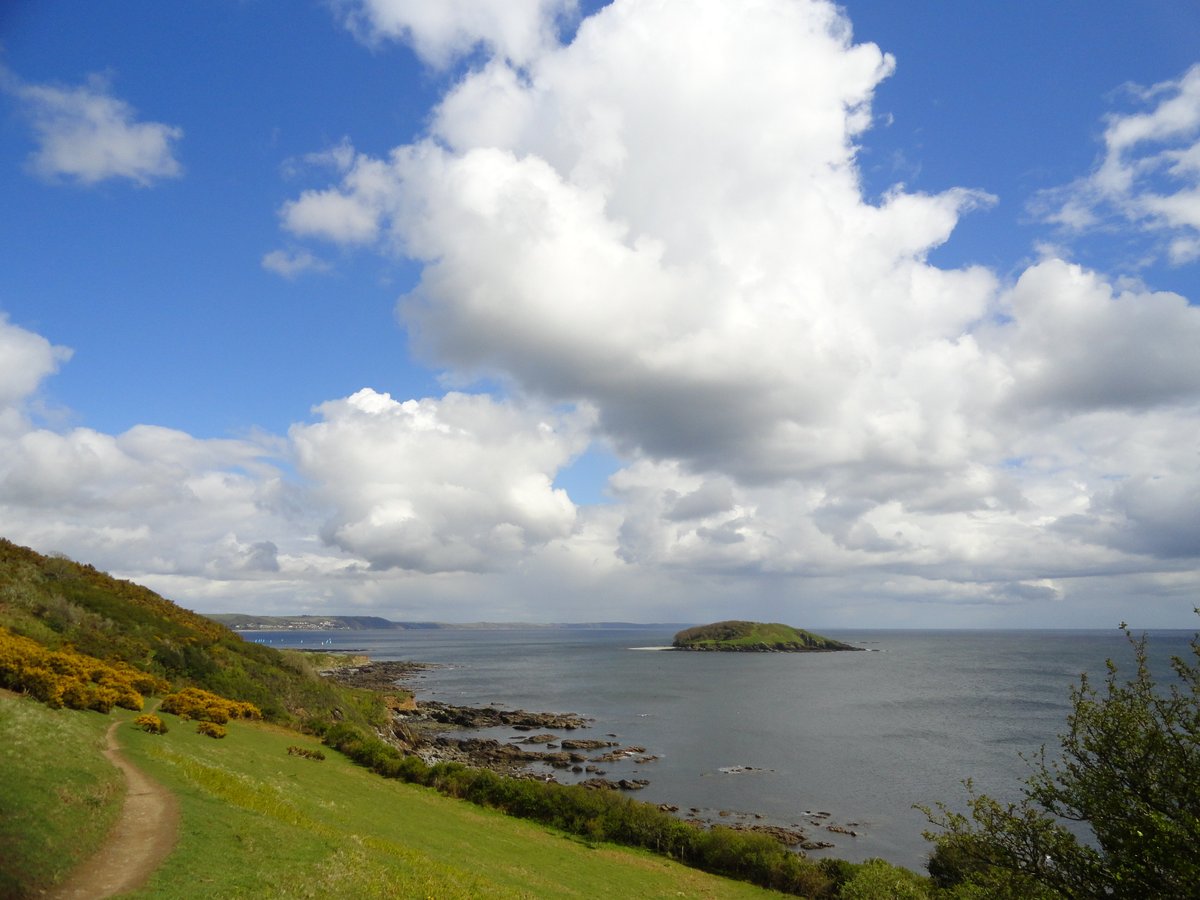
(206, 613, 686, 632)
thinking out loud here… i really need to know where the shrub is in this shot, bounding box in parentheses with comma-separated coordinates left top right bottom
(134, 714, 168, 734)
(196, 721, 227, 739)
(0, 626, 155, 713)
(817, 856, 857, 890)
(839, 859, 931, 899)
(922, 619, 1200, 898)
(286, 745, 325, 761)
(161, 687, 261, 723)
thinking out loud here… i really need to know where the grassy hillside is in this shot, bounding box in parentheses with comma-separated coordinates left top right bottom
(673, 621, 862, 652)
(0, 539, 385, 728)
(0, 692, 781, 899)
(125, 703, 788, 899)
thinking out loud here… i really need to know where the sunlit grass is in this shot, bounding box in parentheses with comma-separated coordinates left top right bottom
(120, 709, 779, 898)
(0, 693, 123, 897)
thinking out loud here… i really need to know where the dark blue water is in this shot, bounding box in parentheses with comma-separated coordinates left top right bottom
(249, 626, 1192, 871)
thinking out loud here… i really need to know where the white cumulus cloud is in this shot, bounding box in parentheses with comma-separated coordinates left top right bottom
(261, 249, 331, 279)
(4, 70, 183, 186)
(275, 0, 1200, 617)
(290, 388, 587, 573)
(338, 0, 578, 68)
(0, 315, 72, 432)
(1034, 63, 1200, 264)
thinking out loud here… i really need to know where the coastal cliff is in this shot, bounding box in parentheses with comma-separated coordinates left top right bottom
(672, 620, 862, 652)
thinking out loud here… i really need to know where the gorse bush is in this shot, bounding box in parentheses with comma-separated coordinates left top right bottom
(134, 713, 167, 734)
(0, 625, 165, 713)
(195, 720, 227, 739)
(161, 686, 261, 723)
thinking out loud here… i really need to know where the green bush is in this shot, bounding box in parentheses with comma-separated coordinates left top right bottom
(286, 745, 325, 761)
(923, 620, 1200, 898)
(839, 859, 930, 899)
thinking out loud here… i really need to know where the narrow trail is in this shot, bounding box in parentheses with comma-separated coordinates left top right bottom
(49, 720, 179, 899)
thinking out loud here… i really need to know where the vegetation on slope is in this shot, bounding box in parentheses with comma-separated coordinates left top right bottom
(319, 720, 845, 896)
(0, 626, 165, 711)
(673, 621, 862, 652)
(115, 704, 787, 899)
(0, 539, 385, 729)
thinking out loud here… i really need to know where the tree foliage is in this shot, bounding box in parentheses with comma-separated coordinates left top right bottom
(922, 618, 1200, 899)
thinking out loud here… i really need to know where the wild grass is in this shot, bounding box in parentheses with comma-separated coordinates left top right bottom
(119, 708, 780, 898)
(0, 693, 123, 897)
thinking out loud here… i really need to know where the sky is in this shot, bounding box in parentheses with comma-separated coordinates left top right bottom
(1, 0, 1199, 628)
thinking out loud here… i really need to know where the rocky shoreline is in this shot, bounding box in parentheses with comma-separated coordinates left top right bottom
(321, 658, 861, 853)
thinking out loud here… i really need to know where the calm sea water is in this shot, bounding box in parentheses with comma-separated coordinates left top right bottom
(249, 626, 1191, 871)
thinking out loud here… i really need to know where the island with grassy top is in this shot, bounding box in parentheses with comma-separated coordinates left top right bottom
(672, 620, 863, 652)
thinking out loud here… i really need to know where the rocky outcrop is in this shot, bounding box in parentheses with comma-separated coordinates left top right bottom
(402, 700, 590, 731)
(560, 738, 619, 750)
(321, 660, 431, 690)
(579, 777, 650, 791)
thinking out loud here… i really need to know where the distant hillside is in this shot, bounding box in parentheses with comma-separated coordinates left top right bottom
(672, 621, 862, 652)
(0, 539, 385, 728)
(207, 615, 684, 631)
(207, 613, 413, 631)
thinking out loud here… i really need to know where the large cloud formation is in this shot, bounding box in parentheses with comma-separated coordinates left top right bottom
(277, 0, 1200, 615)
(2, 0, 1197, 623)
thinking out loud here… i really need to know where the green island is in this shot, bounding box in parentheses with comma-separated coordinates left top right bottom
(2, 537, 1195, 899)
(672, 621, 864, 652)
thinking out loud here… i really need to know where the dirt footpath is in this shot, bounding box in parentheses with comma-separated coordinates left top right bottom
(49, 720, 179, 899)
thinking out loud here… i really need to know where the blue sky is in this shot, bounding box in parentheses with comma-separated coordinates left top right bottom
(1, 1, 1198, 627)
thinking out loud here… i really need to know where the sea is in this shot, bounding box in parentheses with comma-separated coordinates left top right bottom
(246, 626, 1192, 872)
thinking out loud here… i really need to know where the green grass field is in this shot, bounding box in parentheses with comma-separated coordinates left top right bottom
(2, 693, 780, 898)
(0, 692, 123, 897)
